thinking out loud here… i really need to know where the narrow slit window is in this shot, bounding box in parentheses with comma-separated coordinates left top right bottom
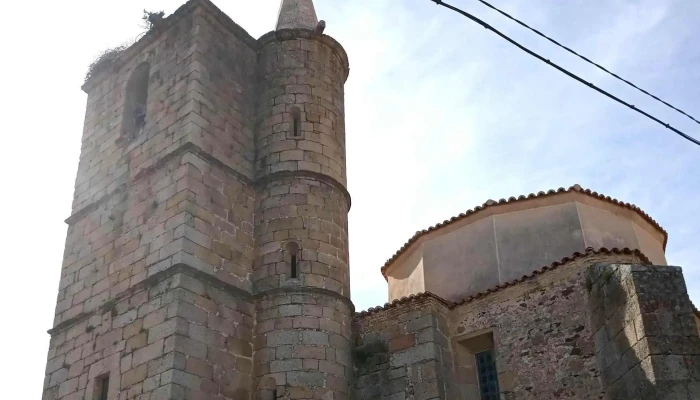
(286, 241, 300, 279)
(95, 374, 110, 400)
(291, 254, 297, 278)
(290, 107, 301, 137)
(122, 62, 151, 136)
(475, 349, 500, 400)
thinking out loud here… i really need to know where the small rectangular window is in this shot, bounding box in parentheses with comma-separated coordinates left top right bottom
(290, 107, 302, 138)
(291, 254, 298, 278)
(475, 349, 500, 399)
(293, 118, 300, 137)
(95, 374, 109, 400)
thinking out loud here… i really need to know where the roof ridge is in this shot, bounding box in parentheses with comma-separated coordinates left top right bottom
(357, 247, 650, 318)
(380, 185, 667, 279)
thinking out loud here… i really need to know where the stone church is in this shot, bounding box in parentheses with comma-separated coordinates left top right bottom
(42, 0, 700, 399)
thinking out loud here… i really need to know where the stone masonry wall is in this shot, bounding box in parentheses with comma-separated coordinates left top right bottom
(53, 146, 255, 331)
(169, 152, 256, 294)
(353, 295, 455, 400)
(48, 1, 355, 400)
(43, 268, 254, 400)
(250, 27, 352, 400)
(56, 151, 190, 330)
(449, 252, 645, 399)
(587, 263, 700, 399)
(48, 2, 261, 399)
(253, 177, 350, 296)
(255, 32, 349, 186)
(74, 8, 198, 212)
(188, 3, 258, 179)
(57, 0, 259, 330)
(253, 290, 353, 399)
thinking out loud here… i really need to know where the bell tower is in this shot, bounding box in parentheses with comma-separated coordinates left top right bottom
(253, 0, 353, 399)
(42, 0, 351, 399)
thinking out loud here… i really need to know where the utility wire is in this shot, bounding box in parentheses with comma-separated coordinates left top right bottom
(430, 0, 700, 147)
(472, 0, 700, 127)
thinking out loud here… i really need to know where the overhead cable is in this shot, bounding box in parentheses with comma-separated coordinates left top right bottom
(430, 0, 700, 147)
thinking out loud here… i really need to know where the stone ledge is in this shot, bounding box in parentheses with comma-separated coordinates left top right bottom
(257, 28, 350, 82)
(255, 170, 352, 210)
(66, 142, 351, 225)
(254, 286, 355, 314)
(65, 142, 253, 225)
(47, 262, 253, 336)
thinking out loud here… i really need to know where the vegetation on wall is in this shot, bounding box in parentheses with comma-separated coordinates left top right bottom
(141, 10, 165, 30)
(84, 10, 165, 83)
(352, 340, 388, 366)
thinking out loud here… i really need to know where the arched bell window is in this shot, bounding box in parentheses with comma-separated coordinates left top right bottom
(122, 62, 150, 135)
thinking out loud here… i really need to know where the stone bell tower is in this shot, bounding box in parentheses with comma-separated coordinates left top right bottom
(253, 0, 353, 399)
(41, 0, 351, 399)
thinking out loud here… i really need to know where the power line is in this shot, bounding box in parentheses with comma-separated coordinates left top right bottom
(429, 0, 700, 147)
(472, 0, 700, 127)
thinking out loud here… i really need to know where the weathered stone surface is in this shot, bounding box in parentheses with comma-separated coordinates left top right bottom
(41, 1, 698, 400)
(588, 263, 700, 399)
(45, 0, 350, 399)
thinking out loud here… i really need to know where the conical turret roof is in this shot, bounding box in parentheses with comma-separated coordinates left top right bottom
(276, 0, 319, 30)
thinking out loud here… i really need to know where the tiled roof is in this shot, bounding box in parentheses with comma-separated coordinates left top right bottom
(357, 247, 650, 318)
(381, 185, 667, 280)
(354, 292, 451, 318)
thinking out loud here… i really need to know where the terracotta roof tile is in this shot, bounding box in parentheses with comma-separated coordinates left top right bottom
(354, 292, 452, 318)
(357, 247, 650, 318)
(380, 185, 667, 280)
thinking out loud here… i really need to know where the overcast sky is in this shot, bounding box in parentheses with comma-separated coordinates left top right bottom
(1, 0, 698, 396)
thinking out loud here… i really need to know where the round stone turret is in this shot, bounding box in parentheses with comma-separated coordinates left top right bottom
(252, 4, 353, 398)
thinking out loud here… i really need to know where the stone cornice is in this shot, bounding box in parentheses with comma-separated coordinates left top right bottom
(48, 262, 253, 336)
(257, 29, 350, 82)
(255, 170, 351, 210)
(254, 286, 355, 314)
(66, 142, 351, 225)
(65, 142, 254, 225)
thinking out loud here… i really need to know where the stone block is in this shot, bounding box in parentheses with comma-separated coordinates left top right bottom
(121, 364, 148, 389)
(302, 331, 329, 346)
(161, 369, 201, 391)
(388, 334, 415, 353)
(270, 359, 303, 373)
(133, 339, 164, 367)
(390, 343, 437, 367)
(267, 330, 300, 346)
(286, 371, 324, 388)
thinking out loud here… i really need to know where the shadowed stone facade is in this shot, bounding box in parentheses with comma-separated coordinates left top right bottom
(42, 1, 699, 399)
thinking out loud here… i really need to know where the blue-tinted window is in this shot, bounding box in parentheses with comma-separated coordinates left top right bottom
(475, 349, 500, 399)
